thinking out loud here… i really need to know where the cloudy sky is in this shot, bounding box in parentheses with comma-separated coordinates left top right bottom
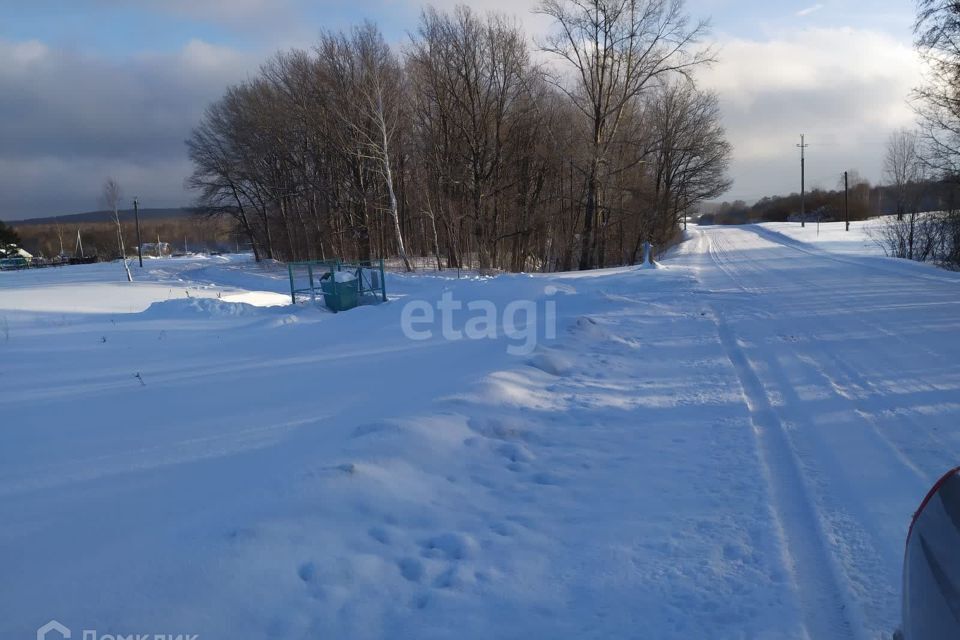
(0, 0, 920, 219)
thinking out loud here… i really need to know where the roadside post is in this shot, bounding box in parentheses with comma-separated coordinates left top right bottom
(133, 197, 143, 267)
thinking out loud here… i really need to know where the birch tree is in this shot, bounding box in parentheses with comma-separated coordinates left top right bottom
(102, 177, 133, 282)
(351, 23, 412, 271)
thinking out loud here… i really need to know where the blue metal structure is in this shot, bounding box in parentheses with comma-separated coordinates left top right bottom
(287, 258, 387, 311)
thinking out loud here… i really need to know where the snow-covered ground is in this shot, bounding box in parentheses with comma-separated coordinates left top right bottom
(2, 226, 959, 639)
(760, 218, 887, 257)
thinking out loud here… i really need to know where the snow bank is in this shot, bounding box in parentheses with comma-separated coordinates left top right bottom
(220, 291, 291, 307)
(527, 347, 574, 376)
(141, 297, 266, 318)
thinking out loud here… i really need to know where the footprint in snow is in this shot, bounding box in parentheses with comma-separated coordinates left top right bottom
(398, 557, 424, 583)
(297, 561, 317, 583)
(498, 442, 535, 463)
(420, 532, 478, 561)
(413, 593, 430, 609)
(531, 471, 562, 486)
(368, 526, 391, 544)
(433, 565, 471, 589)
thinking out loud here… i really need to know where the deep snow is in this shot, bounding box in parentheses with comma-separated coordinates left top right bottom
(2, 224, 959, 639)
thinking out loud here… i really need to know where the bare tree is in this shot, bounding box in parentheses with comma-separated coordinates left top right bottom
(186, 104, 263, 262)
(102, 177, 133, 282)
(914, 1, 960, 179)
(636, 81, 730, 259)
(877, 210, 941, 262)
(408, 7, 536, 270)
(537, 0, 713, 269)
(879, 130, 936, 261)
(884, 129, 922, 221)
(182, 10, 729, 275)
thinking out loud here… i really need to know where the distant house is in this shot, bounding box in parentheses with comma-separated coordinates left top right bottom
(0, 245, 31, 260)
(0, 245, 32, 269)
(140, 242, 171, 257)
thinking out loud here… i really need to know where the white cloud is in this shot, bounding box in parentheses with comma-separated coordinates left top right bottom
(796, 4, 824, 17)
(698, 27, 921, 200)
(8, 39, 48, 64)
(395, 0, 550, 46)
(103, 0, 290, 23)
(0, 7, 922, 216)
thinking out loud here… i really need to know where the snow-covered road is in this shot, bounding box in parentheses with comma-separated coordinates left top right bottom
(2, 225, 958, 639)
(676, 225, 960, 638)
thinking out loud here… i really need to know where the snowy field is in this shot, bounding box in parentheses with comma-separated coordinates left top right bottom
(759, 219, 888, 257)
(3, 224, 960, 639)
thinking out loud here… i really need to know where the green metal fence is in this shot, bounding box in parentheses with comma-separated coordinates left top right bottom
(287, 259, 387, 312)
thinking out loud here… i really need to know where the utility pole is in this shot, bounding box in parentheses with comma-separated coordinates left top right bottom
(133, 197, 143, 267)
(844, 171, 850, 232)
(797, 134, 809, 227)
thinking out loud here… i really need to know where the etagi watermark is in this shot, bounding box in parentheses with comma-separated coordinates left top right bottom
(37, 620, 198, 640)
(400, 287, 559, 356)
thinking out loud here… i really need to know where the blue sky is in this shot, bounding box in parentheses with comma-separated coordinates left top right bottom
(0, 0, 923, 217)
(0, 1, 424, 54)
(0, 1, 914, 54)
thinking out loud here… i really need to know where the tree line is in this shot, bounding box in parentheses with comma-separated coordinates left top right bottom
(704, 171, 960, 226)
(187, 0, 731, 272)
(12, 215, 236, 261)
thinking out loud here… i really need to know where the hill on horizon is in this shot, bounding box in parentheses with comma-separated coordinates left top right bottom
(9, 207, 198, 226)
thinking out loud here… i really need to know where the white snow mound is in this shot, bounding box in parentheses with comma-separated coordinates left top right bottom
(142, 297, 264, 318)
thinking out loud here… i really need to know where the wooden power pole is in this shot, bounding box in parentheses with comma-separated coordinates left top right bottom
(844, 171, 850, 232)
(797, 134, 809, 228)
(133, 197, 143, 267)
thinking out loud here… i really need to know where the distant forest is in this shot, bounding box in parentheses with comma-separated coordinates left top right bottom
(13, 215, 236, 260)
(701, 179, 960, 226)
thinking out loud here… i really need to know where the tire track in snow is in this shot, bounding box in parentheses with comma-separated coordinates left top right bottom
(743, 222, 960, 481)
(703, 231, 758, 296)
(713, 313, 863, 640)
(755, 344, 909, 636)
(795, 349, 935, 485)
(703, 224, 861, 640)
(742, 224, 960, 370)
